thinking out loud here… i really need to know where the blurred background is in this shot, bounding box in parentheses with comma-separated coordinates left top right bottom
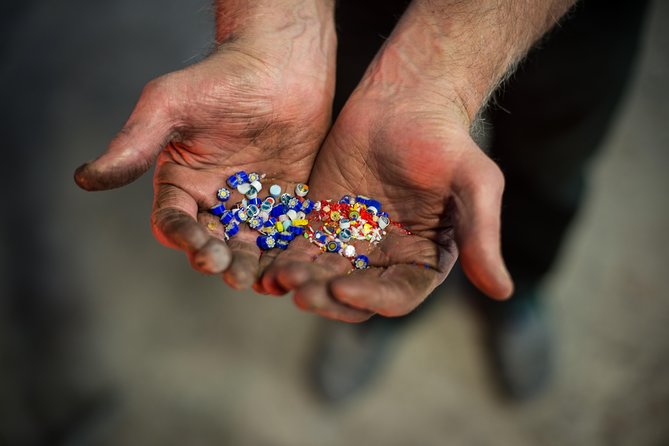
(1, 1, 668, 445)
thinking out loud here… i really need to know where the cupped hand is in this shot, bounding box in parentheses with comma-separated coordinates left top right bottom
(258, 81, 514, 322)
(75, 34, 335, 288)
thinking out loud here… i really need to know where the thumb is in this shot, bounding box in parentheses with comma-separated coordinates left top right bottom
(74, 80, 175, 191)
(454, 152, 514, 300)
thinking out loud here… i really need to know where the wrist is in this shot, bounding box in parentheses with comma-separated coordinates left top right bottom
(214, 0, 336, 78)
(359, 0, 574, 123)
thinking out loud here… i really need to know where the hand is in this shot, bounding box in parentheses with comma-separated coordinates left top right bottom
(74, 13, 336, 288)
(255, 0, 576, 321)
(257, 75, 514, 322)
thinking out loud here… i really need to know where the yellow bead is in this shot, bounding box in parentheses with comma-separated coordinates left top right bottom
(276, 221, 284, 232)
(293, 219, 308, 226)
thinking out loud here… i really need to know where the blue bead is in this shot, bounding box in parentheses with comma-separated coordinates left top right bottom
(287, 197, 301, 211)
(210, 203, 226, 216)
(338, 228, 352, 242)
(271, 205, 286, 218)
(225, 223, 240, 237)
(280, 193, 292, 206)
(367, 199, 382, 211)
(256, 235, 276, 250)
(301, 199, 314, 214)
(220, 210, 234, 225)
(314, 231, 328, 244)
(236, 171, 249, 183)
(276, 239, 290, 250)
(326, 240, 341, 253)
(279, 231, 294, 241)
(226, 175, 239, 189)
(247, 204, 260, 217)
(248, 217, 265, 230)
(355, 195, 371, 206)
(248, 197, 261, 207)
(217, 188, 232, 202)
(264, 217, 277, 227)
(339, 195, 351, 204)
(234, 209, 248, 222)
(354, 255, 369, 269)
(290, 225, 304, 236)
(378, 211, 389, 218)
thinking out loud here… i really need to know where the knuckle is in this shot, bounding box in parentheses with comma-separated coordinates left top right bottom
(141, 76, 168, 98)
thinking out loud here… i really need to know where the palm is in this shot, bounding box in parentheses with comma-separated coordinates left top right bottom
(76, 44, 334, 288)
(258, 91, 511, 321)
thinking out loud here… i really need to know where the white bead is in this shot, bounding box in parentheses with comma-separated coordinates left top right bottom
(378, 216, 390, 229)
(286, 209, 298, 221)
(246, 188, 258, 199)
(269, 184, 282, 197)
(251, 180, 263, 193)
(295, 183, 309, 197)
(237, 183, 251, 195)
(343, 245, 356, 258)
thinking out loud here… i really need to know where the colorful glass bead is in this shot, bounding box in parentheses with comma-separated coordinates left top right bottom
(217, 188, 231, 202)
(295, 183, 309, 197)
(353, 255, 369, 269)
(326, 240, 341, 253)
(210, 203, 226, 216)
(220, 210, 234, 225)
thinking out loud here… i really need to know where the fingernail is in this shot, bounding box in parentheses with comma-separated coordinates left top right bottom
(73, 163, 90, 188)
(192, 240, 230, 274)
(498, 263, 514, 299)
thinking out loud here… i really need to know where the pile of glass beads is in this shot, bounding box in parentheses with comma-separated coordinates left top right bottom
(209, 171, 394, 270)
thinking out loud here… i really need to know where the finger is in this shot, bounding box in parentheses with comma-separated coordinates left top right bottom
(290, 254, 374, 322)
(152, 183, 231, 274)
(454, 153, 514, 300)
(276, 250, 347, 293)
(293, 281, 374, 323)
(222, 226, 262, 290)
(192, 212, 232, 274)
(74, 80, 175, 191)
(330, 263, 445, 317)
(259, 237, 321, 296)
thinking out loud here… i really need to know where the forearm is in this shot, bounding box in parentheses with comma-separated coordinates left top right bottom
(215, 0, 335, 45)
(362, 0, 576, 123)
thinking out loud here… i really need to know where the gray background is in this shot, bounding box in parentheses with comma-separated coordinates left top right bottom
(1, 1, 667, 445)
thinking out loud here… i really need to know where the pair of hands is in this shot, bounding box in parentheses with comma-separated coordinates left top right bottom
(74, 9, 513, 322)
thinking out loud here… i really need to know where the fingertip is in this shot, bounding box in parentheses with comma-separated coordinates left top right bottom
(328, 276, 360, 302)
(222, 252, 259, 290)
(494, 264, 515, 300)
(73, 155, 150, 191)
(189, 238, 231, 274)
(259, 269, 289, 296)
(276, 263, 312, 291)
(73, 163, 92, 190)
(461, 254, 514, 300)
(252, 280, 269, 295)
